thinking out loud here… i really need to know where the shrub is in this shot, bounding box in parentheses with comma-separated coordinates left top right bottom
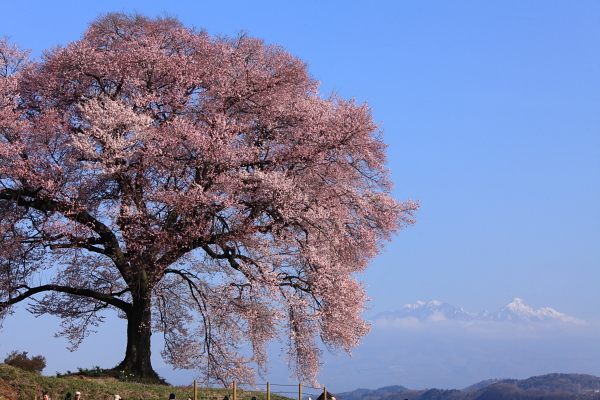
(3, 350, 46, 374)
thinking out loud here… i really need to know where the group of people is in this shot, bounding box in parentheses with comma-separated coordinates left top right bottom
(41, 391, 197, 400)
(169, 394, 193, 400)
(42, 391, 123, 400)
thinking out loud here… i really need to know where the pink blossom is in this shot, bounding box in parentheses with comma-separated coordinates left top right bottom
(0, 13, 418, 386)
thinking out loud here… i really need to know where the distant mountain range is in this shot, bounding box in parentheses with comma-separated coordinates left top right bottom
(334, 385, 408, 400)
(372, 298, 569, 323)
(337, 373, 600, 400)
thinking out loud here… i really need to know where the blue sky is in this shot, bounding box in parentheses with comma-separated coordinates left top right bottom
(1, 0, 599, 391)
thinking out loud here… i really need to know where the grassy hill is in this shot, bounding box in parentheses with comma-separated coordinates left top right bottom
(0, 364, 287, 400)
(336, 385, 409, 400)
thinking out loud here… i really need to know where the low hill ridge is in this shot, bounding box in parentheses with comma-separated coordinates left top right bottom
(338, 373, 600, 400)
(337, 385, 409, 400)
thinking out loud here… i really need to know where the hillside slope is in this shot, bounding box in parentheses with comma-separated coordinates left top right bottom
(0, 364, 277, 400)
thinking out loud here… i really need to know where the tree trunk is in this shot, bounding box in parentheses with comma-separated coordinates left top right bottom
(114, 288, 159, 380)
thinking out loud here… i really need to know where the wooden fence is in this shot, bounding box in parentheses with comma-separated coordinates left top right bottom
(191, 381, 333, 400)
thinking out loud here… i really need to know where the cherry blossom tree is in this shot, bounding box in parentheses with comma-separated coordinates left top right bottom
(0, 13, 418, 385)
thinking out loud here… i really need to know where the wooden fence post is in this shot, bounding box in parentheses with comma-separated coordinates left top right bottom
(194, 380, 198, 400)
(298, 383, 302, 400)
(233, 380, 237, 400)
(267, 382, 271, 400)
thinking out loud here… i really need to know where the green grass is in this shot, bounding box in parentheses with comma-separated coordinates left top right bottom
(0, 364, 291, 400)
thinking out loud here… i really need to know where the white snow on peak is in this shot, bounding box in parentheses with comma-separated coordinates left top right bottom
(403, 300, 443, 309)
(507, 298, 528, 310)
(506, 298, 537, 315)
(537, 307, 565, 319)
(404, 300, 426, 309)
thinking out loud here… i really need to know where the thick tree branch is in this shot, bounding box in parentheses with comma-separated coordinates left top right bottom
(0, 188, 128, 268)
(0, 284, 132, 313)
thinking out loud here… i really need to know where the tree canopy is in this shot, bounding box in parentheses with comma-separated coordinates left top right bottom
(0, 13, 418, 385)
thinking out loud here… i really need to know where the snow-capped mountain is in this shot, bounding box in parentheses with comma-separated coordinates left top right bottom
(374, 300, 479, 321)
(485, 298, 565, 322)
(373, 298, 567, 323)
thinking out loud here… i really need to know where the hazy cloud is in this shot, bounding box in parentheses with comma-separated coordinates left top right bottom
(313, 317, 600, 391)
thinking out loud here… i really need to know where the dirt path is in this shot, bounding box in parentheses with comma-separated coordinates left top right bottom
(0, 379, 18, 400)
